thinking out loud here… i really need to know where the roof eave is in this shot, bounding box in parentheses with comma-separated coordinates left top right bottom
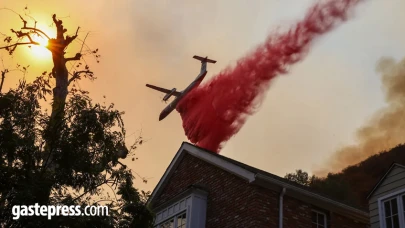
(147, 141, 189, 207)
(147, 142, 368, 223)
(366, 163, 405, 199)
(254, 173, 369, 222)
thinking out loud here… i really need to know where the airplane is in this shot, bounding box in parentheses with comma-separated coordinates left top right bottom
(146, 55, 217, 121)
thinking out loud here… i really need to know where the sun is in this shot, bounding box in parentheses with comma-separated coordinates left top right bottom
(30, 33, 52, 59)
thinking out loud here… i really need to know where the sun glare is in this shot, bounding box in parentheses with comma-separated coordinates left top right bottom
(30, 34, 52, 59)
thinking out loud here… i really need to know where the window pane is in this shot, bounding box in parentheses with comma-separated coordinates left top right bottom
(386, 217, 392, 228)
(160, 219, 174, 228)
(385, 201, 392, 216)
(318, 213, 325, 224)
(392, 215, 400, 228)
(392, 199, 398, 214)
(182, 213, 187, 225)
(177, 213, 186, 228)
(312, 224, 318, 228)
(312, 211, 317, 223)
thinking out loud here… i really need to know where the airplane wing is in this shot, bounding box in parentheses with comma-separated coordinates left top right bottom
(146, 84, 182, 97)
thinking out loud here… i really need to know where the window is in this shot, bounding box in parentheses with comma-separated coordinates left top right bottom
(381, 194, 405, 228)
(156, 212, 187, 228)
(312, 210, 327, 228)
(177, 213, 187, 228)
(153, 190, 207, 228)
(384, 198, 400, 228)
(160, 219, 174, 228)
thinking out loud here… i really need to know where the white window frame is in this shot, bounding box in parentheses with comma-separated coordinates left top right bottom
(156, 211, 187, 228)
(153, 189, 207, 228)
(378, 188, 405, 228)
(311, 210, 327, 228)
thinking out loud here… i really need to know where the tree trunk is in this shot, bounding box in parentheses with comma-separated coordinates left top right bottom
(40, 15, 74, 204)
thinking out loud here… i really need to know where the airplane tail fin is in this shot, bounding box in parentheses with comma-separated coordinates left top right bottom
(193, 55, 216, 64)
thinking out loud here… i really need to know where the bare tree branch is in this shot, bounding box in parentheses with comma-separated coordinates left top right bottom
(52, 14, 67, 40)
(15, 14, 51, 40)
(79, 32, 89, 54)
(21, 27, 51, 40)
(0, 69, 7, 93)
(18, 14, 27, 28)
(68, 70, 93, 85)
(11, 29, 36, 43)
(65, 53, 82, 62)
(0, 14, 52, 55)
(0, 42, 38, 49)
(64, 27, 80, 48)
(117, 161, 149, 184)
(0, 42, 38, 55)
(105, 183, 119, 203)
(0, 7, 20, 17)
(70, 178, 113, 203)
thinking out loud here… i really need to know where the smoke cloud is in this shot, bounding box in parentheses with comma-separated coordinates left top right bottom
(316, 56, 405, 175)
(176, 0, 364, 152)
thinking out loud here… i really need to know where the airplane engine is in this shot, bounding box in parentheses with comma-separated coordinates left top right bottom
(163, 88, 177, 101)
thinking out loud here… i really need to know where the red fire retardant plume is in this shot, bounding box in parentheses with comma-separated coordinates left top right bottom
(176, 0, 363, 153)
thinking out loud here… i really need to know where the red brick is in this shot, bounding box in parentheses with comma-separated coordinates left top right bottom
(152, 154, 369, 228)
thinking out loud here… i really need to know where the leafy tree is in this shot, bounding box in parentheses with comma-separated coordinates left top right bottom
(284, 169, 315, 186)
(0, 10, 154, 227)
(117, 175, 154, 228)
(284, 169, 357, 206)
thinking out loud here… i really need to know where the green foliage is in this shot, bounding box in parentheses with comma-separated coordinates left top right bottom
(0, 76, 154, 227)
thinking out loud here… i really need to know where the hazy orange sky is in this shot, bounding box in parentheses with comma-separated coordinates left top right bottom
(1, 0, 405, 192)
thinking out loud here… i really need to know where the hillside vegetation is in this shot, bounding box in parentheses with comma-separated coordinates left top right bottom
(285, 144, 405, 209)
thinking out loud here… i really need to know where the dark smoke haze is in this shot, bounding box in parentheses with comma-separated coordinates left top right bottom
(176, 0, 363, 152)
(316, 56, 405, 175)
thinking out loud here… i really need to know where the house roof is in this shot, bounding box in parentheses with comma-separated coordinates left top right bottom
(148, 142, 369, 222)
(366, 163, 405, 199)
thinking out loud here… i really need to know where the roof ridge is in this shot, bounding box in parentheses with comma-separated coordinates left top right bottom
(185, 142, 368, 212)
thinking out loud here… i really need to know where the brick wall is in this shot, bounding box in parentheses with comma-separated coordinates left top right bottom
(331, 212, 370, 228)
(153, 153, 280, 228)
(283, 195, 312, 228)
(152, 153, 369, 228)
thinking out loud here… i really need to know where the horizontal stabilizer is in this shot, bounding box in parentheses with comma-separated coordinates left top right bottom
(193, 55, 216, 64)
